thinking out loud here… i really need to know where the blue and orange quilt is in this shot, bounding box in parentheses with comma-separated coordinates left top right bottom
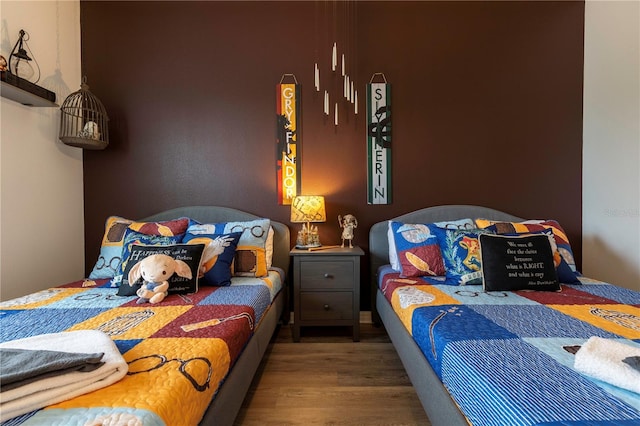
(379, 265, 640, 426)
(0, 269, 283, 425)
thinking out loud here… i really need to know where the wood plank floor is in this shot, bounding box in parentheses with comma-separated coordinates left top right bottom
(234, 323, 431, 425)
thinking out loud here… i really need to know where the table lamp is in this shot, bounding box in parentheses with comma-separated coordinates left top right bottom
(290, 195, 326, 249)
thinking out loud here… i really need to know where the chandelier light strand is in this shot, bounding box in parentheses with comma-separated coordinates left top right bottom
(313, 0, 358, 128)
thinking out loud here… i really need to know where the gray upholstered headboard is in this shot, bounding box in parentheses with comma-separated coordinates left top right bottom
(369, 205, 523, 301)
(143, 206, 290, 274)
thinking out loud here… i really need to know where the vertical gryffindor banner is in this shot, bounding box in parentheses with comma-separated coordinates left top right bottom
(276, 74, 301, 205)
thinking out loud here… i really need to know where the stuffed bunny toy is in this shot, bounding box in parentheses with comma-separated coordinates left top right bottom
(127, 254, 192, 304)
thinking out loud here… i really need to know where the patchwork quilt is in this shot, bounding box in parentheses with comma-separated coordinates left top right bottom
(0, 269, 283, 425)
(379, 265, 640, 426)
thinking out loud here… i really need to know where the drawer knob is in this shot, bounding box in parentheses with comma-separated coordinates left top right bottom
(323, 304, 330, 310)
(324, 273, 333, 279)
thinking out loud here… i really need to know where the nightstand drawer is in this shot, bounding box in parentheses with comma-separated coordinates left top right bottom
(300, 292, 353, 321)
(299, 260, 354, 290)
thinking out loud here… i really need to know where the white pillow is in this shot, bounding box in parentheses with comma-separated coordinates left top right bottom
(266, 226, 274, 269)
(387, 221, 401, 271)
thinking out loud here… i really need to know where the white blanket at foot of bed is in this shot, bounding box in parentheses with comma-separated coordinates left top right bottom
(0, 330, 128, 422)
(574, 336, 640, 394)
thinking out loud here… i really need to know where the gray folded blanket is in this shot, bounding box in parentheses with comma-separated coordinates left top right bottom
(624, 356, 640, 371)
(0, 348, 104, 391)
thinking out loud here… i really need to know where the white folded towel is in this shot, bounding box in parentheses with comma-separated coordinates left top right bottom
(0, 330, 128, 422)
(574, 336, 640, 394)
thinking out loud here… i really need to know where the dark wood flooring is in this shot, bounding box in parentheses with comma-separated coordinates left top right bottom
(234, 323, 431, 425)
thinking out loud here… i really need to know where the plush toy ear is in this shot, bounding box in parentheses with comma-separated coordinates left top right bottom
(173, 259, 193, 279)
(128, 261, 144, 286)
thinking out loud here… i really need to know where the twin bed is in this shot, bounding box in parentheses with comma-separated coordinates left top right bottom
(2, 204, 639, 426)
(370, 205, 640, 426)
(0, 206, 289, 426)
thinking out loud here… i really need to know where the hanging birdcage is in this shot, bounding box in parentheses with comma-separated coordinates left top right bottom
(59, 76, 109, 150)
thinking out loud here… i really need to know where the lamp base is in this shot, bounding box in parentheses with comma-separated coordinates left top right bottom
(295, 226, 321, 249)
(295, 242, 323, 250)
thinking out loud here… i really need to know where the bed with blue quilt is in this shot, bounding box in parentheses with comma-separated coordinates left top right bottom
(0, 206, 289, 426)
(369, 205, 640, 426)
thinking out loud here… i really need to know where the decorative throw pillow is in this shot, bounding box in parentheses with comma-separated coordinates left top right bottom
(117, 243, 205, 296)
(430, 226, 496, 285)
(556, 257, 581, 284)
(478, 233, 560, 292)
(182, 231, 242, 286)
(389, 221, 445, 277)
(475, 218, 580, 283)
(387, 223, 401, 271)
(265, 227, 275, 269)
(110, 229, 184, 287)
(89, 216, 133, 279)
(500, 229, 580, 285)
(187, 218, 271, 277)
(431, 218, 476, 231)
(89, 216, 189, 279)
(475, 218, 578, 272)
(388, 218, 474, 276)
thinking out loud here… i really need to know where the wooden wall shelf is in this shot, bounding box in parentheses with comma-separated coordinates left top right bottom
(0, 71, 57, 107)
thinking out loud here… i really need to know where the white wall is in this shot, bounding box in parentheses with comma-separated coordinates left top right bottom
(583, 0, 640, 291)
(0, 1, 84, 300)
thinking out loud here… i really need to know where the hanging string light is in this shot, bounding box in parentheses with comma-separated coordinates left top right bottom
(314, 0, 358, 128)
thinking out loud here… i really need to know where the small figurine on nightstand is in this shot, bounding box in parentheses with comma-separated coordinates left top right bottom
(338, 214, 358, 248)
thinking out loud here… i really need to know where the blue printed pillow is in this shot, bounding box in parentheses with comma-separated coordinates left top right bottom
(187, 218, 271, 277)
(110, 229, 183, 287)
(89, 216, 189, 279)
(556, 257, 581, 284)
(430, 226, 496, 285)
(182, 232, 242, 286)
(389, 221, 445, 277)
(388, 218, 475, 277)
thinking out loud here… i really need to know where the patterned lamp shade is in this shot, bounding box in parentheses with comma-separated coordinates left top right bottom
(290, 196, 326, 223)
(290, 196, 326, 248)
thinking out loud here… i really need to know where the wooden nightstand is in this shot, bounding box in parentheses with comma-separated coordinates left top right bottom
(290, 246, 364, 342)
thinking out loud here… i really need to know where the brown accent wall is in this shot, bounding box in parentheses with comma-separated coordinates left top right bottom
(81, 1, 584, 309)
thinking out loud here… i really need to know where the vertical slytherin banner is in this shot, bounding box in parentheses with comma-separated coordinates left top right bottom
(367, 77, 392, 204)
(276, 78, 301, 205)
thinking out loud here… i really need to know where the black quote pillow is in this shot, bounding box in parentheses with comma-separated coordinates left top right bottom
(479, 234, 560, 292)
(117, 244, 205, 296)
